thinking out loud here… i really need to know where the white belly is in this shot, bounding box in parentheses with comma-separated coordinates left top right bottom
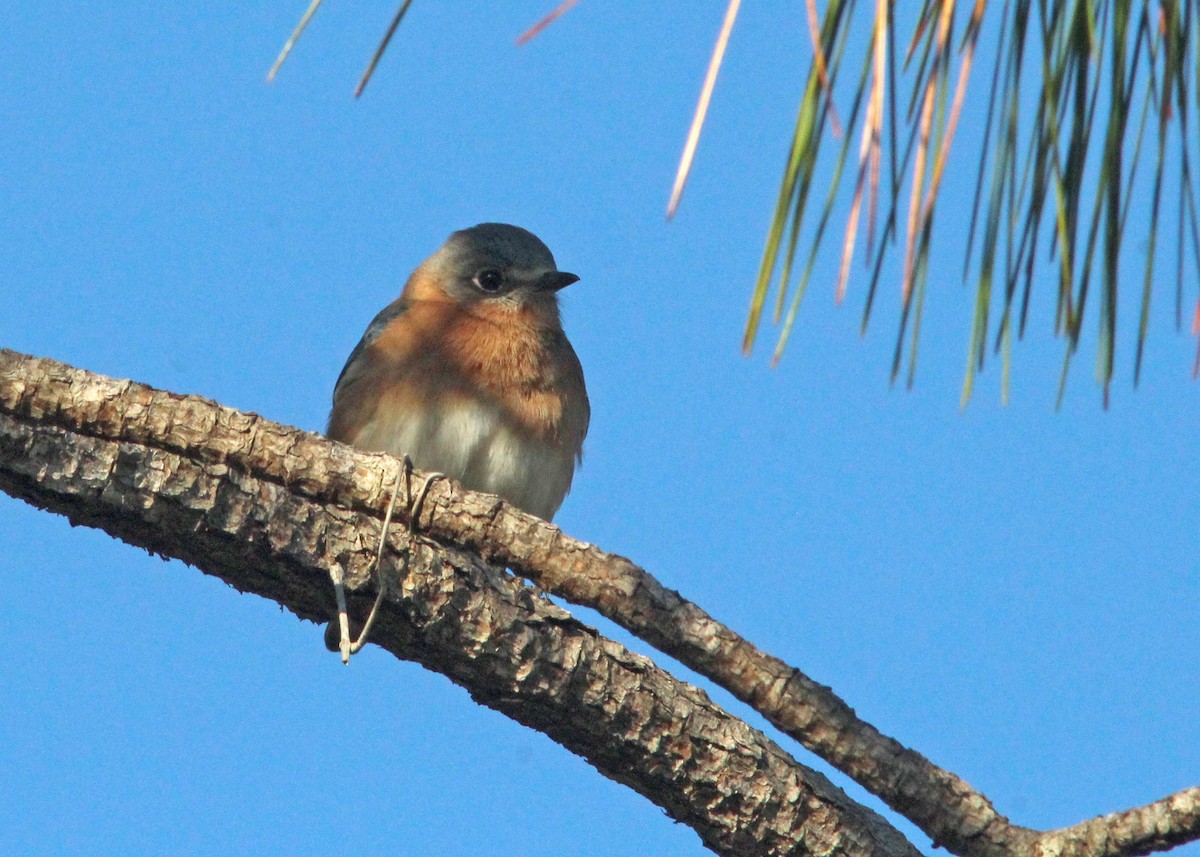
(351, 399, 574, 522)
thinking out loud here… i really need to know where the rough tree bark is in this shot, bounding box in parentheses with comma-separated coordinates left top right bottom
(1, 349, 1197, 857)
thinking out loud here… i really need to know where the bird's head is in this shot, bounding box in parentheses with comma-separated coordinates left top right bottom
(410, 223, 579, 317)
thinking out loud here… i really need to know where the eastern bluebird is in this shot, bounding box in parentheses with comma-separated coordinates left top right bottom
(328, 223, 589, 520)
(323, 224, 589, 660)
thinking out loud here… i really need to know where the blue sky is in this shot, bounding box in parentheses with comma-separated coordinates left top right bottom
(2, 3, 1197, 856)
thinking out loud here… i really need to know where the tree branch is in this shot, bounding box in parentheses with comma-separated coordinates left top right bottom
(0, 349, 914, 857)
(1, 348, 1196, 857)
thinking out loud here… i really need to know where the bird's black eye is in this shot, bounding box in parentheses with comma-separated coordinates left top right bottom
(473, 268, 504, 293)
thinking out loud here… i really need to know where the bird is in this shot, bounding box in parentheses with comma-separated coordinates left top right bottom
(323, 224, 589, 661)
(328, 222, 589, 520)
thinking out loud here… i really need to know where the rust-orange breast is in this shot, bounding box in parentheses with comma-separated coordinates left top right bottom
(366, 297, 588, 454)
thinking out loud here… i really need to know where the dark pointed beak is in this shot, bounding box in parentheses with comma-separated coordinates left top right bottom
(536, 271, 580, 292)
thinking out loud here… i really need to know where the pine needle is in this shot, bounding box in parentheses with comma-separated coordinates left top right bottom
(517, 0, 582, 45)
(356, 0, 416, 98)
(668, 0, 742, 219)
(267, 0, 327, 82)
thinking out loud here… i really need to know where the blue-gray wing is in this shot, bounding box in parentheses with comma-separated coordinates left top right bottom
(328, 296, 409, 438)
